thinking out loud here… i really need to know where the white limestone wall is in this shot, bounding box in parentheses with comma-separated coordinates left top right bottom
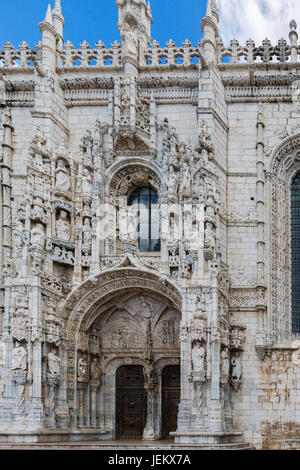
(0, 340, 4, 400)
(157, 104, 198, 142)
(68, 106, 110, 162)
(227, 100, 300, 449)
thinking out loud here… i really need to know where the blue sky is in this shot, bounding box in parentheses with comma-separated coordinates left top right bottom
(0, 0, 207, 48)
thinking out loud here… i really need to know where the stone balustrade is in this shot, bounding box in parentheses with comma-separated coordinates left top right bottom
(217, 38, 297, 65)
(143, 39, 202, 67)
(0, 33, 299, 70)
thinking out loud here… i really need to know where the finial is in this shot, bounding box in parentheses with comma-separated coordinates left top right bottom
(53, 0, 62, 14)
(206, 0, 212, 17)
(290, 19, 297, 31)
(44, 4, 53, 25)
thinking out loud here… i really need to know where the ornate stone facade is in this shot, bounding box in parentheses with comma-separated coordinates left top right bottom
(0, 0, 300, 449)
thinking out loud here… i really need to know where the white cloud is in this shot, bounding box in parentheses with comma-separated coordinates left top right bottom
(217, 0, 300, 46)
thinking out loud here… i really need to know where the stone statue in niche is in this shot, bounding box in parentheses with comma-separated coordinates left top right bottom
(82, 218, 92, 253)
(221, 348, 230, 377)
(55, 159, 70, 192)
(14, 220, 25, 248)
(127, 206, 136, 241)
(78, 355, 89, 380)
(11, 342, 28, 371)
(143, 359, 154, 386)
(231, 355, 242, 386)
(48, 349, 61, 376)
(80, 169, 92, 197)
(167, 165, 178, 199)
(91, 358, 101, 380)
(192, 342, 205, 371)
(31, 223, 45, 249)
(180, 160, 192, 195)
(204, 222, 216, 250)
(56, 210, 71, 241)
(120, 23, 138, 60)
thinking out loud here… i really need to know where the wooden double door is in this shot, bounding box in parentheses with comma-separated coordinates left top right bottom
(115, 365, 180, 440)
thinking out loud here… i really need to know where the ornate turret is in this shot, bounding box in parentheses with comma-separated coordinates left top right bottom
(116, 0, 153, 72)
(39, 4, 57, 74)
(201, 0, 219, 66)
(52, 0, 65, 49)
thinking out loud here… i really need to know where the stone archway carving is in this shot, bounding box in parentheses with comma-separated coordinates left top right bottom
(107, 159, 162, 200)
(60, 268, 182, 437)
(270, 134, 300, 338)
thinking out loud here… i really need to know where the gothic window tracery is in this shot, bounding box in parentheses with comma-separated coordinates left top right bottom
(128, 187, 160, 253)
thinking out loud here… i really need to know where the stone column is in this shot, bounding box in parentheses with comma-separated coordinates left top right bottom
(78, 380, 88, 427)
(143, 382, 157, 440)
(1, 108, 13, 261)
(46, 373, 60, 428)
(255, 103, 268, 355)
(11, 370, 27, 423)
(90, 379, 100, 427)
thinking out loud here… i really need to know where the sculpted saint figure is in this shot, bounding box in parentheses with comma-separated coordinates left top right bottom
(12, 342, 28, 371)
(48, 349, 61, 376)
(180, 161, 192, 195)
(91, 358, 101, 380)
(204, 222, 216, 251)
(55, 159, 70, 192)
(127, 206, 136, 241)
(82, 218, 92, 252)
(168, 165, 178, 198)
(81, 169, 92, 197)
(14, 220, 24, 248)
(120, 23, 138, 59)
(56, 210, 71, 241)
(221, 349, 230, 377)
(192, 343, 205, 371)
(78, 355, 88, 379)
(231, 356, 242, 382)
(143, 360, 154, 385)
(31, 223, 45, 249)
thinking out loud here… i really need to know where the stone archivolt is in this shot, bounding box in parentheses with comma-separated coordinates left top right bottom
(1, 0, 300, 450)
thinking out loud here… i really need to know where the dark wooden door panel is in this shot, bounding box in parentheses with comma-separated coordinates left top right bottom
(162, 365, 180, 440)
(116, 366, 147, 440)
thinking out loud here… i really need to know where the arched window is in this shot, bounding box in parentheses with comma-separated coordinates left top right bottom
(291, 173, 300, 332)
(128, 187, 160, 253)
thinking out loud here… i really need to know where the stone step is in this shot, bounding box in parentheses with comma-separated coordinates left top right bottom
(0, 440, 254, 450)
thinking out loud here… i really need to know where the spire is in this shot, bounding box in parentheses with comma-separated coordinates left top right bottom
(54, 0, 62, 14)
(44, 4, 53, 26)
(206, 0, 219, 24)
(201, 0, 219, 66)
(206, 0, 212, 17)
(39, 4, 57, 73)
(52, 0, 65, 46)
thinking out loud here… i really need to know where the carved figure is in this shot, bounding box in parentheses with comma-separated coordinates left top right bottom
(48, 349, 61, 376)
(120, 23, 138, 59)
(192, 343, 205, 371)
(231, 356, 242, 382)
(56, 210, 71, 241)
(78, 355, 88, 380)
(81, 169, 92, 197)
(91, 358, 101, 380)
(55, 159, 70, 192)
(11, 342, 28, 371)
(221, 349, 229, 376)
(31, 223, 45, 249)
